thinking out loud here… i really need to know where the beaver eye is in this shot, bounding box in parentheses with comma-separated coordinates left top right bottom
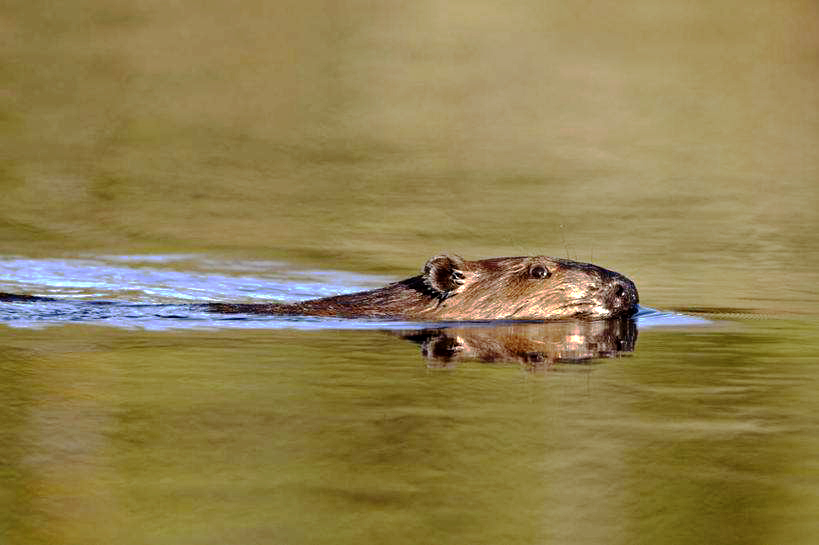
(530, 265, 550, 279)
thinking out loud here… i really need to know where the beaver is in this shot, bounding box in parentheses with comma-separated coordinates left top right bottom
(208, 254, 639, 321)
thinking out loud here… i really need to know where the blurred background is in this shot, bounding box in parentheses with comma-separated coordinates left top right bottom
(2, 0, 818, 310)
(3, 4, 819, 545)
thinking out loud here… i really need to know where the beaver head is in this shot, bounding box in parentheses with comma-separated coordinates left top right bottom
(418, 254, 638, 321)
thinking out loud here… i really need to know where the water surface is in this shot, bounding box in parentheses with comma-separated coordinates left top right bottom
(2, 316, 817, 545)
(1, 256, 817, 545)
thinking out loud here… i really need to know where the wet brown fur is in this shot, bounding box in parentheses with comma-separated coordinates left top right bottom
(208, 255, 639, 321)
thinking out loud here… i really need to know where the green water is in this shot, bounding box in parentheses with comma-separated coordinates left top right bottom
(2, 1, 818, 544)
(2, 323, 817, 545)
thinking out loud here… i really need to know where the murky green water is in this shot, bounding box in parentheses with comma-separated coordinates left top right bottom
(2, 1, 818, 544)
(2, 322, 818, 545)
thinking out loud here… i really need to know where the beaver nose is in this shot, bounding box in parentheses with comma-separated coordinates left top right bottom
(607, 277, 639, 314)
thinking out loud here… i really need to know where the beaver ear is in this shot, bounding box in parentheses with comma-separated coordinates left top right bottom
(423, 254, 466, 296)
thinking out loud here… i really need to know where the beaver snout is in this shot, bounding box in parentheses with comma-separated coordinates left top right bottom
(605, 276, 639, 316)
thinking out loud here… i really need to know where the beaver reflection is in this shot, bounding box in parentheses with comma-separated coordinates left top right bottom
(398, 318, 637, 367)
